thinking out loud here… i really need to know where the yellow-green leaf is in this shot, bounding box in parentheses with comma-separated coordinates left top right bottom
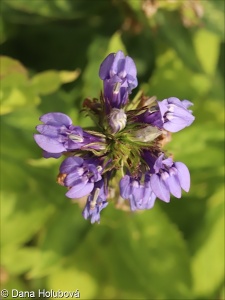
(194, 29, 220, 75)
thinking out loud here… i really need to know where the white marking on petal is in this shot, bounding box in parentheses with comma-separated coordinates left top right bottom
(90, 188, 100, 209)
(113, 82, 121, 94)
(68, 134, 84, 142)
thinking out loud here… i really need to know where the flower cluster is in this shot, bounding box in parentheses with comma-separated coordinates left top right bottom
(34, 50, 195, 223)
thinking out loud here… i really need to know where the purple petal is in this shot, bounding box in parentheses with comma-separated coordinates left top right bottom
(154, 154, 164, 173)
(111, 50, 125, 76)
(167, 97, 181, 105)
(174, 162, 190, 192)
(124, 56, 137, 78)
(171, 106, 195, 123)
(129, 196, 138, 211)
(171, 104, 190, 115)
(163, 121, 187, 133)
(150, 174, 170, 202)
(99, 53, 115, 79)
(66, 181, 94, 198)
(166, 174, 182, 198)
(162, 157, 173, 168)
(132, 184, 144, 201)
(120, 175, 131, 198)
(142, 190, 156, 209)
(36, 124, 61, 137)
(59, 157, 83, 173)
(167, 97, 193, 110)
(166, 114, 193, 125)
(40, 112, 72, 126)
(157, 100, 168, 117)
(126, 74, 138, 90)
(146, 194, 156, 209)
(142, 151, 157, 172)
(43, 151, 62, 158)
(182, 100, 193, 109)
(34, 134, 66, 153)
(64, 173, 84, 187)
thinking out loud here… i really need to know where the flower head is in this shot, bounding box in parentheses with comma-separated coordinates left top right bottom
(82, 180, 108, 223)
(58, 156, 102, 199)
(120, 174, 156, 211)
(158, 97, 195, 132)
(99, 50, 138, 109)
(34, 112, 106, 158)
(34, 51, 194, 224)
(149, 153, 190, 202)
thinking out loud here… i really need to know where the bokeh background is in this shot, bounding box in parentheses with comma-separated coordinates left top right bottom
(1, 0, 224, 299)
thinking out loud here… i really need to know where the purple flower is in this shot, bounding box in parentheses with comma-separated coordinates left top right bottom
(137, 97, 194, 132)
(149, 154, 190, 202)
(33, 51, 195, 224)
(158, 97, 195, 132)
(137, 110, 163, 128)
(120, 174, 156, 211)
(34, 112, 105, 158)
(99, 50, 138, 108)
(82, 180, 108, 223)
(58, 156, 102, 199)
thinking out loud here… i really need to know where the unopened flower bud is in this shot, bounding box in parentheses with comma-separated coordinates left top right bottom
(132, 125, 162, 142)
(109, 108, 127, 134)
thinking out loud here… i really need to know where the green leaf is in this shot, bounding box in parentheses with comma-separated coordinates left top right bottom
(26, 200, 89, 278)
(0, 56, 39, 114)
(0, 56, 80, 115)
(193, 29, 221, 75)
(59, 70, 80, 83)
(1, 191, 53, 248)
(125, 0, 141, 12)
(2, 107, 43, 131)
(1, 275, 27, 291)
(0, 17, 7, 44)
(46, 268, 97, 299)
(0, 88, 40, 115)
(1, 246, 40, 275)
(27, 250, 62, 279)
(40, 203, 89, 256)
(107, 31, 126, 54)
(3, 0, 75, 19)
(31, 69, 80, 95)
(0, 55, 28, 79)
(191, 188, 225, 297)
(82, 36, 108, 98)
(201, 0, 225, 38)
(157, 12, 202, 72)
(69, 206, 192, 299)
(219, 285, 225, 300)
(0, 119, 56, 248)
(141, 48, 211, 100)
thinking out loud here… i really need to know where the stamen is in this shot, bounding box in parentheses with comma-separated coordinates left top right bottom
(68, 134, 84, 142)
(90, 188, 100, 209)
(113, 82, 121, 94)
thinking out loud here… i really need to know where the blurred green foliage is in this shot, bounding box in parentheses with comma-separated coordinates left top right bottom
(0, 0, 224, 299)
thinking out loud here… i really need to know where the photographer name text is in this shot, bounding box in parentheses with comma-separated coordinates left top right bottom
(1, 289, 80, 298)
